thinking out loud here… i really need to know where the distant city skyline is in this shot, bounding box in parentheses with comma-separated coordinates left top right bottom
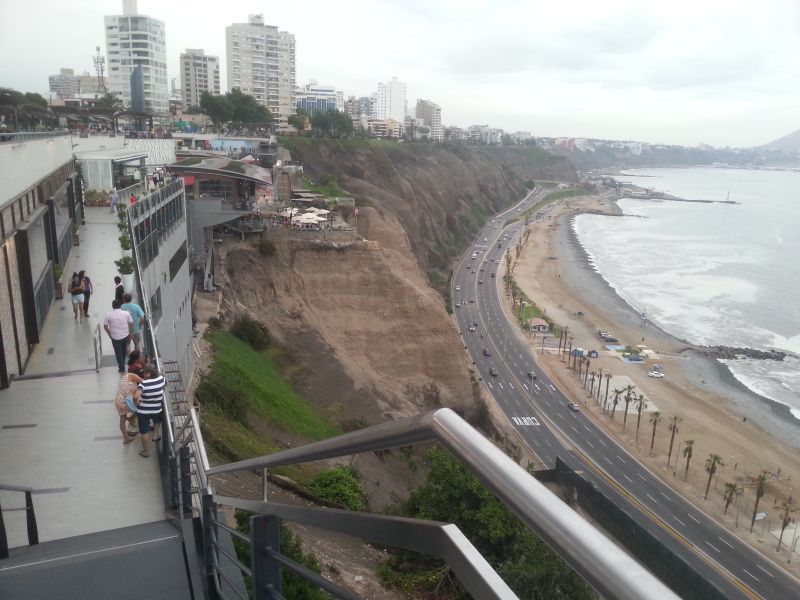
(2, 0, 799, 147)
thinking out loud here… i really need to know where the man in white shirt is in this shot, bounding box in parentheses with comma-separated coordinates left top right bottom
(103, 300, 133, 373)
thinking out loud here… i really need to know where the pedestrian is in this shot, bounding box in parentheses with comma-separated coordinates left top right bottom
(114, 275, 124, 305)
(110, 188, 119, 213)
(68, 272, 86, 323)
(121, 292, 145, 353)
(127, 350, 146, 375)
(129, 192, 136, 205)
(114, 370, 143, 444)
(103, 299, 133, 373)
(136, 363, 165, 458)
(79, 270, 93, 317)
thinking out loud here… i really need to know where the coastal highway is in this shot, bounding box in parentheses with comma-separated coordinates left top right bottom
(450, 189, 799, 600)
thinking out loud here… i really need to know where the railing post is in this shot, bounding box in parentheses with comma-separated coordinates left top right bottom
(251, 514, 281, 600)
(169, 453, 180, 510)
(0, 496, 8, 559)
(201, 494, 217, 583)
(180, 445, 193, 515)
(24, 491, 39, 546)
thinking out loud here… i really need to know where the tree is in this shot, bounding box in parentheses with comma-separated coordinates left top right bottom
(704, 454, 724, 499)
(310, 109, 353, 138)
(682, 440, 694, 481)
(777, 497, 794, 552)
(723, 483, 739, 515)
(97, 92, 122, 109)
(666, 415, 682, 466)
(200, 91, 233, 126)
(288, 109, 308, 132)
(228, 88, 273, 125)
(603, 373, 612, 411)
(750, 473, 769, 533)
(634, 393, 647, 442)
(648, 411, 662, 455)
(380, 448, 595, 598)
(622, 385, 635, 432)
(610, 388, 623, 420)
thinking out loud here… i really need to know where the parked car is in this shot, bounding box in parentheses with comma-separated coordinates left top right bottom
(483, 348, 491, 356)
(568, 402, 580, 412)
(648, 371, 665, 378)
(604, 337, 618, 343)
(599, 330, 610, 338)
(489, 367, 499, 376)
(456, 285, 461, 291)
(479, 279, 484, 284)
(490, 273, 496, 278)
(468, 325, 476, 332)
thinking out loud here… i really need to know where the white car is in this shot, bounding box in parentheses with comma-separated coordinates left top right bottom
(455, 285, 461, 291)
(648, 371, 665, 378)
(568, 402, 580, 412)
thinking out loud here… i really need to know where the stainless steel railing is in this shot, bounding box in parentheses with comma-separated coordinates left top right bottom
(92, 323, 103, 372)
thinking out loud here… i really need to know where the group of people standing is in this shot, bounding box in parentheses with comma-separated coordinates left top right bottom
(68, 270, 93, 323)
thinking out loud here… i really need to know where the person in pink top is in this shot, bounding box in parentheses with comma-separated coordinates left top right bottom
(103, 299, 133, 373)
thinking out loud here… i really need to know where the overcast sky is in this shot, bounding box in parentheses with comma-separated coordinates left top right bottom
(2, 0, 798, 147)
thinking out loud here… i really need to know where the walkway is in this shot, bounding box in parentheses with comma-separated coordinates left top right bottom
(0, 207, 165, 548)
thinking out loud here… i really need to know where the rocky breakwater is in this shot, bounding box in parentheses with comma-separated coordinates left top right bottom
(705, 346, 788, 361)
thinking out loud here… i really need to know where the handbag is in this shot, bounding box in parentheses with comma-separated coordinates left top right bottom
(124, 395, 138, 413)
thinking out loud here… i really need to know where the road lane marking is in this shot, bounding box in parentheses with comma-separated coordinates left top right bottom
(623, 474, 633, 483)
(616, 455, 627, 464)
(598, 439, 607, 447)
(646, 493, 658, 504)
(659, 492, 671, 502)
(755, 565, 773, 578)
(718, 537, 734, 550)
(543, 400, 550, 406)
(604, 457, 613, 465)
(557, 413, 564, 420)
(583, 424, 591, 431)
(534, 384, 540, 391)
(743, 569, 759, 582)
(498, 382, 504, 389)
(688, 514, 701, 524)
(523, 383, 528, 390)
(704, 541, 720, 553)
(586, 441, 594, 448)
(487, 382, 493, 389)
(544, 439, 551, 448)
(637, 473, 646, 481)
(508, 383, 515, 390)
(673, 516, 686, 527)
(570, 425, 578, 433)
(549, 384, 556, 392)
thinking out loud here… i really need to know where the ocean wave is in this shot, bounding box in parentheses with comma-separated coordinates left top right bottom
(718, 357, 800, 422)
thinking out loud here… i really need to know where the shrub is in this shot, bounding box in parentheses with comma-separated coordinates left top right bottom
(309, 466, 366, 510)
(257, 238, 276, 257)
(230, 315, 270, 350)
(195, 372, 248, 424)
(207, 317, 222, 329)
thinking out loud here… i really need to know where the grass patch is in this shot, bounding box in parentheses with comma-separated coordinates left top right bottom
(205, 330, 339, 440)
(309, 466, 366, 510)
(301, 175, 344, 198)
(504, 274, 562, 338)
(511, 184, 589, 225)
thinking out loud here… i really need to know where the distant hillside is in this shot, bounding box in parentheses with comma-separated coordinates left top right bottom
(761, 128, 800, 152)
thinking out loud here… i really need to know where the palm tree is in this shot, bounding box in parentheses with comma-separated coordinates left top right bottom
(777, 497, 794, 552)
(750, 473, 769, 533)
(603, 373, 612, 410)
(704, 454, 724, 499)
(682, 440, 694, 481)
(589, 371, 596, 395)
(723, 483, 739, 515)
(610, 388, 623, 420)
(634, 393, 648, 442)
(596, 368, 604, 403)
(622, 385, 635, 432)
(666, 415, 682, 466)
(648, 411, 662, 455)
(583, 358, 591, 386)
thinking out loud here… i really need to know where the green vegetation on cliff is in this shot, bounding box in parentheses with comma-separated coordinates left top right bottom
(379, 448, 595, 598)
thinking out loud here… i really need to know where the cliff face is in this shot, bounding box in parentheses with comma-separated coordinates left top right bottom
(279, 139, 576, 287)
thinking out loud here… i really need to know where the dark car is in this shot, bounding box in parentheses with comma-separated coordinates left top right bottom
(490, 273, 496, 278)
(604, 337, 618, 343)
(483, 348, 491, 356)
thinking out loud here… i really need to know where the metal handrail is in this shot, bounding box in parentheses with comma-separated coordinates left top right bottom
(207, 408, 678, 600)
(0, 485, 39, 558)
(92, 323, 102, 372)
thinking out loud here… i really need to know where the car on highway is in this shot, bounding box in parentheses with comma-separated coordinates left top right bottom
(472, 320, 478, 326)
(527, 371, 537, 380)
(455, 302, 461, 307)
(469, 298, 475, 303)
(568, 402, 580, 412)
(483, 348, 491, 356)
(483, 237, 488, 242)
(495, 259, 500, 263)
(648, 371, 665, 378)
(489, 367, 499, 376)
(490, 273, 496, 278)
(455, 285, 461, 291)
(468, 325, 475, 332)
(479, 267, 485, 272)
(478, 279, 484, 284)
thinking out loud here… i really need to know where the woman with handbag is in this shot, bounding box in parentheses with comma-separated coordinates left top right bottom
(68, 272, 85, 323)
(79, 270, 93, 317)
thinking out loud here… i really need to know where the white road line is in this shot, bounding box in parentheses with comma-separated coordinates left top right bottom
(543, 400, 551, 406)
(534, 384, 540, 391)
(704, 541, 720, 553)
(487, 382, 493, 389)
(570, 425, 578, 433)
(637, 473, 646, 481)
(586, 441, 595, 448)
(598, 439, 607, 447)
(583, 424, 590, 431)
(646, 493, 658, 504)
(718, 537, 734, 550)
(623, 474, 633, 483)
(743, 569, 760, 582)
(523, 383, 529, 390)
(498, 382, 504, 390)
(557, 413, 564, 420)
(673, 516, 686, 527)
(508, 383, 515, 390)
(755, 564, 774, 578)
(549, 384, 556, 392)
(616, 455, 627, 464)
(688, 514, 701, 524)
(604, 457, 613, 465)
(659, 491, 671, 502)
(544, 439, 552, 448)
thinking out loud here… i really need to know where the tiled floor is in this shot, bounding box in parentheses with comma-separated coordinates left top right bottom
(0, 207, 165, 548)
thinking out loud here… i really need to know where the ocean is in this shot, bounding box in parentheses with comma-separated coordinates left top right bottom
(573, 167, 800, 430)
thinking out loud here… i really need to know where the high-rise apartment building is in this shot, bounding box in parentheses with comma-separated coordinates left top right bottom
(344, 96, 372, 123)
(296, 80, 344, 115)
(180, 49, 220, 108)
(104, 0, 168, 114)
(372, 77, 407, 123)
(415, 99, 443, 142)
(226, 14, 296, 127)
(49, 69, 80, 100)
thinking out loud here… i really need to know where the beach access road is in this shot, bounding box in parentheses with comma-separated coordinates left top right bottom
(451, 188, 799, 600)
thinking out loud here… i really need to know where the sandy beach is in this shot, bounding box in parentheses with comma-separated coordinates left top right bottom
(510, 192, 800, 571)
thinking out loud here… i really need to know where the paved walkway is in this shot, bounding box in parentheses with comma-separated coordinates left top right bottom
(0, 207, 165, 548)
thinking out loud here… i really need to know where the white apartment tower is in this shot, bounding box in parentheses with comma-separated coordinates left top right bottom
(415, 99, 443, 142)
(180, 49, 220, 108)
(372, 77, 407, 123)
(104, 0, 168, 114)
(226, 15, 296, 127)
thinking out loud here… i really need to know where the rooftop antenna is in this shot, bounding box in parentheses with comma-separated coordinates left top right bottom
(93, 46, 107, 96)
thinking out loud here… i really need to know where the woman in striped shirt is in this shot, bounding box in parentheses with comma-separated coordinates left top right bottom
(135, 363, 165, 458)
